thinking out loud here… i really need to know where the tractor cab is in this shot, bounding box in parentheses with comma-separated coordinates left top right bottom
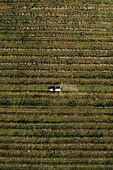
(47, 86, 55, 92)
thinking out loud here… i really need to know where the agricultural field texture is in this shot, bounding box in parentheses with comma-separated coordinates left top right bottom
(0, 0, 113, 169)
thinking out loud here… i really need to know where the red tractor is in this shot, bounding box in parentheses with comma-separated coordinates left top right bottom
(47, 86, 61, 92)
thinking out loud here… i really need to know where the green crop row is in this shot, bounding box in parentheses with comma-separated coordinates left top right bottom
(0, 0, 113, 4)
(0, 142, 113, 151)
(0, 77, 112, 85)
(1, 135, 113, 145)
(1, 148, 113, 159)
(0, 19, 112, 28)
(1, 106, 113, 116)
(0, 50, 112, 57)
(0, 8, 112, 18)
(0, 70, 113, 79)
(1, 14, 113, 23)
(1, 121, 113, 130)
(0, 95, 113, 107)
(1, 112, 113, 124)
(0, 164, 113, 170)
(0, 25, 111, 33)
(0, 56, 113, 64)
(1, 127, 113, 137)
(0, 63, 113, 71)
(0, 84, 113, 93)
(0, 155, 113, 165)
(1, 91, 113, 101)
(0, 39, 113, 49)
(1, 30, 112, 39)
(1, 40, 113, 50)
(1, 156, 113, 166)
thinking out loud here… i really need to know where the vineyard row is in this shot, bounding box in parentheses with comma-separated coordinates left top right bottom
(0, 56, 112, 64)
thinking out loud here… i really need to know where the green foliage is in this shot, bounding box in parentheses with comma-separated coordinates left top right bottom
(0, 0, 113, 169)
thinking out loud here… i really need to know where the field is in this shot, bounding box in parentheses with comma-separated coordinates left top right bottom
(0, 0, 113, 169)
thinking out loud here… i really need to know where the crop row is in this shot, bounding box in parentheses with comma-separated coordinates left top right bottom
(1, 50, 112, 57)
(1, 15, 112, 24)
(1, 98, 113, 107)
(1, 135, 113, 145)
(0, 164, 112, 170)
(0, 165, 113, 170)
(0, 128, 113, 138)
(1, 63, 113, 67)
(0, 24, 109, 30)
(1, 121, 113, 130)
(1, 21, 112, 27)
(2, 20, 111, 26)
(1, 2, 113, 8)
(0, 0, 113, 4)
(1, 113, 113, 123)
(0, 56, 113, 64)
(1, 108, 113, 117)
(1, 19, 112, 26)
(1, 86, 113, 93)
(1, 30, 112, 38)
(1, 38, 113, 46)
(1, 39, 113, 49)
(0, 8, 113, 15)
(1, 148, 113, 159)
(0, 141, 113, 151)
(1, 156, 113, 166)
(0, 77, 112, 85)
(0, 70, 113, 79)
(0, 12, 112, 19)
(1, 92, 113, 100)
(1, 106, 113, 116)
(0, 110, 110, 118)
(1, 49, 112, 57)
(0, 25, 110, 32)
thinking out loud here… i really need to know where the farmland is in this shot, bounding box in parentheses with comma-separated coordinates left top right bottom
(0, 0, 113, 169)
